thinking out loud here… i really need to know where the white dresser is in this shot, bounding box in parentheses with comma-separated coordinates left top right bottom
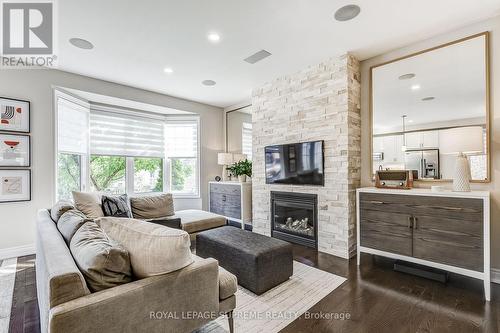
(357, 187, 491, 300)
(209, 181, 252, 229)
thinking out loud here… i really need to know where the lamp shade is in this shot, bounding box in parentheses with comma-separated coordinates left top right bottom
(233, 153, 247, 162)
(439, 126, 484, 155)
(217, 152, 234, 165)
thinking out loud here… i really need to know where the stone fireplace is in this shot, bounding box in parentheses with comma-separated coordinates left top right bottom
(271, 191, 318, 248)
(251, 53, 361, 259)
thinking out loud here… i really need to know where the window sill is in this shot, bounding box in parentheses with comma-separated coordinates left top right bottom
(172, 194, 201, 199)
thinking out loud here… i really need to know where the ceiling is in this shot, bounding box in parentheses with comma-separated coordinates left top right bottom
(373, 34, 487, 134)
(57, 0, 500, 108)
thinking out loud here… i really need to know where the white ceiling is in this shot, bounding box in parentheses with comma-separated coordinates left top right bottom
(373, 34, 487, 134)
(57, 0, 500, 108)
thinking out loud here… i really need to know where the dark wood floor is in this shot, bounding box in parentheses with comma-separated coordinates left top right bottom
(8, 247, 500, 333)
(8, 255, 39, 333)
(283, 245, 500, 333)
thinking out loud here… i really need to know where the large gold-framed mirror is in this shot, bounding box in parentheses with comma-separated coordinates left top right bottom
(370, 32, 490, 182)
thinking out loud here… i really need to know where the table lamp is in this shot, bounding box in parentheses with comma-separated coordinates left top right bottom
(439, 126, 484, 192)
(218, 152, 234, 181)
(233, 153, 247, 162)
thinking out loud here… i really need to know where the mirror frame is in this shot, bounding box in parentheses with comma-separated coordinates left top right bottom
(369, 31, 491, 183)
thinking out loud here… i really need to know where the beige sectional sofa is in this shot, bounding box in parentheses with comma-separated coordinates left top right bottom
(36, 209, 237, 333)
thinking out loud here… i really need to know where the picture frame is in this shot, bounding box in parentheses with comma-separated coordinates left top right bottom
(0, 169, 31, 203)
(0, 133, 30, 167)
(0, 97, 30, 133)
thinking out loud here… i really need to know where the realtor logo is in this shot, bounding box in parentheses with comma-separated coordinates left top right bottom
(1, 0, 57, 68)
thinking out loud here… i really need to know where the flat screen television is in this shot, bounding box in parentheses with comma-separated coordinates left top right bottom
(265, 140, 324, 186)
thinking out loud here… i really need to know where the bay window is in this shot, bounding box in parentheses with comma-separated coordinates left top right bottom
(165, 119, 199, 196)
(55, 92, 89, 200)
(56, 90, 200, 200)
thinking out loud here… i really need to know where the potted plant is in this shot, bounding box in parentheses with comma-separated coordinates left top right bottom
(227, 159, 252, 182)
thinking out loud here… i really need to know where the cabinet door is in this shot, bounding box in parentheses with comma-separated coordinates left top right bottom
(412, 197, 483, 271)
(405, 132, 422, 149)
(422, 130, 439, 148)
(359, 194, 413, 256)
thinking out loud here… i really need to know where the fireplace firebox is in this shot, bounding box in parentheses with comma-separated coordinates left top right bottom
(270, 191, 318, 249)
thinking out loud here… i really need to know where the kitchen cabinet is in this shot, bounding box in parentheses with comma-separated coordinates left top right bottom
(405, 130, 439, 149)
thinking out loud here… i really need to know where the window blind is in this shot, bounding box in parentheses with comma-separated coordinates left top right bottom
(90, 111, 165, 158)
(165, 119, 198, 158)
(242, 122, 252, 160)
(57, 96, 89, 155)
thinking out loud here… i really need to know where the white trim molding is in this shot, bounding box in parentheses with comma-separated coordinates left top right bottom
(0, 244, 35, 260)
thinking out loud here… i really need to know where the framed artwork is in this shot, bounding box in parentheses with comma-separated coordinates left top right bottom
(0, 134, 30, 167)
(0, 169, 31, 203)
(0, 97, 30, 133)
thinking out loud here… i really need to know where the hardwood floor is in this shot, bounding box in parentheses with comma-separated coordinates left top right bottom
(283, 245, 500, 333)
(8, 247, 500, 332)
(8, 255, 39, 333)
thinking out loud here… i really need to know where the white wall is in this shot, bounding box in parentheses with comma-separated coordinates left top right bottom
(360, 15, 500, 268)
(0, 69, 224, 253)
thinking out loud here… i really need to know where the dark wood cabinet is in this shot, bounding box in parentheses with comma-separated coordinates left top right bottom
(359, 192, 483, 271)
(357, 188, 490, 300)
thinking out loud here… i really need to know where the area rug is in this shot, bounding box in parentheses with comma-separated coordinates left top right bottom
(0, 258, 17, 333)
(196, 260, 346, 333)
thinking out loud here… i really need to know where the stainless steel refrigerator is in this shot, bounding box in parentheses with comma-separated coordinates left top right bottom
(404, 149, 440, 180)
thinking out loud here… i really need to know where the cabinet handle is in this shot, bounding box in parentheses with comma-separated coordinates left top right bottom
(369, 200, 384, 205)
(222, 195, 227, 202)
(407, 216, 413, 228)
(413, 217, 418, 229)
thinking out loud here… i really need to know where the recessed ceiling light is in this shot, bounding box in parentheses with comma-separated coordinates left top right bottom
(69, 38, 94, 50)
(422, 96, 435, 101)
(411, 84, 421, 91)
(163, 67, 173, 74)
(202, 80, 216, 86)
(334, 4, 361, 22)
(408, 120, 414, 123)
(207, 33, 220, 42)
(399, 73, 416, 80)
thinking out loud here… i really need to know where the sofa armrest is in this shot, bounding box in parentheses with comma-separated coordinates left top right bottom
(49, 257, 220, 333)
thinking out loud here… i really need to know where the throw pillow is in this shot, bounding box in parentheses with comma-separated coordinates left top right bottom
(95, 217, 193, 278)
(70, 221, 132, 292)
(72, 191, 104, 219)
(50, 200, 75, 223)
(101, 194, 132, 218)
(57, 209, 92, 244)
(129, 193, 175, 219)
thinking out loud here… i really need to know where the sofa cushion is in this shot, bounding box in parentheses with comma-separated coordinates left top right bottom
(70, 221, 132, 292)
(57, 209, 91, 244)
(129, 193, 174, 220)
(101, 194, 132, 218)
(176, 210, 226, 234)
(50, 200, 75, 222)
(218, 266, 238, 300)
(96, 217, 193, 278)
(72, 191, 104, 219)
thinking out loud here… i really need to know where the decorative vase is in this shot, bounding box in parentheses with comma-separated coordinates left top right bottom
(453, 153, 471, 192)
(238, 175, 246, 183)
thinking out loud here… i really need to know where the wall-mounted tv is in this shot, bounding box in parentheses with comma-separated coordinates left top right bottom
(265, 140, 324, 186)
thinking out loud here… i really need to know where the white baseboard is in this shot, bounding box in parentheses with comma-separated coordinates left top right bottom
(0, 244, 35, 260)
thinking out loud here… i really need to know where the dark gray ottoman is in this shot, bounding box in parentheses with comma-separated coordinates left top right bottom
(196, 226, 293, 295)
